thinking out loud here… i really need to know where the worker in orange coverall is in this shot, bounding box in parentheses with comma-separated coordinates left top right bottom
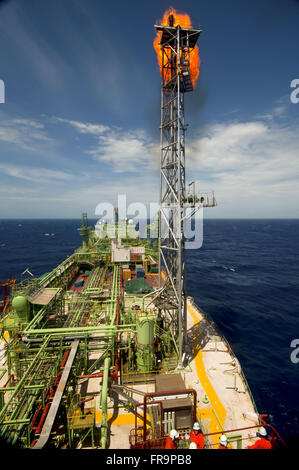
(247, 427, 272, 449)
(189, 422, 205, 449)
(165, 429, 181, 449)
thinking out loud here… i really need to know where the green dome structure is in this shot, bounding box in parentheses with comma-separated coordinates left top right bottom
(12, 295, 30, 322)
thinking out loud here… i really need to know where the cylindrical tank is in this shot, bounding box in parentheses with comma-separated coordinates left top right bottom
(136, 312, 155, 372)
(12, 295, 30, 323)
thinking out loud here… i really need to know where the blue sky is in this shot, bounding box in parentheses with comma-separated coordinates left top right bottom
(0, 0, 298, 218)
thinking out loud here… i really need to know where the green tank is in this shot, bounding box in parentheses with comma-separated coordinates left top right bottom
(136, 312, 155, 372)
(12, 295, 31, 323)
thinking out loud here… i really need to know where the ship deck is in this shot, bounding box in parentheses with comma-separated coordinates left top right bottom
(0, 254, 262, 450)
(75, 293, 259, 449)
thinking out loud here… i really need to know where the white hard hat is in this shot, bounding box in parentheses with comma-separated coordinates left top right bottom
(189, 442, 197, 449)
(170, 429, 179, 440)
(258, 426, 267, 437)
(220, 435, 228, 446)
(193, 422, 200, 431)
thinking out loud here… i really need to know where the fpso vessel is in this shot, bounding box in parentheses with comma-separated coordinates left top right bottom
(0, 12, 285, 450)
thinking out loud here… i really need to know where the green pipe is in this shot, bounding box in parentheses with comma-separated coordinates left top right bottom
(87, 346, 111, 374)
(39, 255, 75, 287)
(109, 266, 119, 326)
(212, 408, 224, 431)
(100, 356, 111, 449)
(0, 419, 30, 425)
(24, 293, 60, 331)
(224, 370, 237, 391)
(10, 394, 38, 445)
(0, 385, 44, 392)
(1, 391, 37, 443)
(23, 325, 118, 336)
(3, 392, 29, 424)
(0, 338, 50, 422)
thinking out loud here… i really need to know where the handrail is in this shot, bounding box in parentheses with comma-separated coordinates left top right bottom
(130, 420, 286, 449)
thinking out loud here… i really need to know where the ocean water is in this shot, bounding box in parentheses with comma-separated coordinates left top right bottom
(186, 219, 299, 443)
(0, 218, 298, 443)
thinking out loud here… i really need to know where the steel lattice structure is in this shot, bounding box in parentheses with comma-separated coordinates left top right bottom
(155, 18, 202, 367)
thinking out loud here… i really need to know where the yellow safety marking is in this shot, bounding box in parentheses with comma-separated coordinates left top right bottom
(1, 331, 9, 343)
(147, 271, 166, 278)
(95, 411, 147, 427)
(96, 411, 136, 425)
(188, 302, 226, 448)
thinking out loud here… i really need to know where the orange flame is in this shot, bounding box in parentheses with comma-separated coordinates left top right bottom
(153, 7, 200, 88)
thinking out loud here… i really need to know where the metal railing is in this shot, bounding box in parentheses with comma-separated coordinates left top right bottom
(129, 419, 286, 449)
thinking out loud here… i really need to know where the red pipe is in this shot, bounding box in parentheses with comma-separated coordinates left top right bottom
(78, 373, 103, 380)
(132, 422, 284, 450)
(31, 386, 51, 431)
(3, 374, 14, 388)
(31, 350, 70, 435)
(60, 349, 70, 369)
(197, 422, 286, 448)
(79, 396, 94, 407)
(259, 414, 286, 447)
(31, 404, 42, 430)
(78, 370, 121, 380)
(35, 402, 51, 434)
(110, 351, 118, 382)
(30, 439, 37, 448)
(120, 269, 123, 302)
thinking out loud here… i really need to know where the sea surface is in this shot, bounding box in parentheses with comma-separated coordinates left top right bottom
(0, 218, 298, 443)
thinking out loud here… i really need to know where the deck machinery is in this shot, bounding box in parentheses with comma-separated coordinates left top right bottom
(0, 16, 285, 450)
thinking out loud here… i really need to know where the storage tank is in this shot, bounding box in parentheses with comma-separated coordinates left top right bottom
(12, 295, 30, 323)
(136, 312, 155, 372)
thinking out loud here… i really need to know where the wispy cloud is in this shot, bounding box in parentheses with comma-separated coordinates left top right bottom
(54, 117, 109, 135)
(0, 116, 54, 151)
(0, 102, 298, 218)
(254, 95, 291, 121)
(55, 117, 157, 172)
(189, 119, 299, 183)
(187, 113, 299, 216)
(0, 163, 73, 182)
